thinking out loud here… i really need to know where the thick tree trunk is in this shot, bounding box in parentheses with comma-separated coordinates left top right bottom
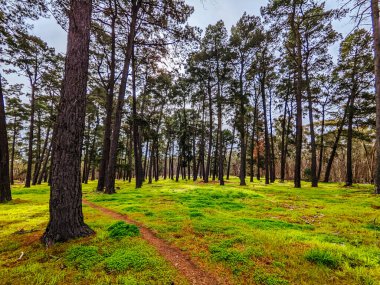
(0, 74, 11, 203)
(105, 0, 141, 194)
(371, 0, 380, 193)
(42, 0, 93, 245)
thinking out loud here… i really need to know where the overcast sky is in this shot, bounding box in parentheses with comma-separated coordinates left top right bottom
(7, 0, 360, 89)
(30, 0, 357, 54)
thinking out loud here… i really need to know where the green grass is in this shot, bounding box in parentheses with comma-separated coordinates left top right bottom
(1, 178, 380, 284)
(0, 183, 187, 285)
(107, 221, 140, 239)
(82, 178, 380, 285)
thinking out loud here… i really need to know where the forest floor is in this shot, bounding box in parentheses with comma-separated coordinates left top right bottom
(1, 179, 380, 285)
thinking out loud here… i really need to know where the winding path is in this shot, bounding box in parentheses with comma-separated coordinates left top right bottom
(83, 200, 228, 285)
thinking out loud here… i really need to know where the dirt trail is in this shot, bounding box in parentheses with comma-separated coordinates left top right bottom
(83, 200, 228, 285)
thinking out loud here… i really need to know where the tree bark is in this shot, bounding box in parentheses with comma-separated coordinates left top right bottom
(25, 84, 35, 188)
(132, 50, 143, 188)
(227, 125, 235, 180)
(260, 72, 271, 185)
(10, 118, 17, 185)
(280, 84, 290, 182)
(204, 78, 212, 183)
(0, 74, 11, 203)
(291, 3, 303, 188)
(238, 60, 247, 186)
(371, 0, 380, 193)
(42, 0, 93, 245)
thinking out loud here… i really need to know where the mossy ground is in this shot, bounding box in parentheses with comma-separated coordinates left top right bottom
(1, 178, 380, 284)
(0, 184, 187, 285)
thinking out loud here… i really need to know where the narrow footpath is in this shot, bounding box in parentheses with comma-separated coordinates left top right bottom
(83, 200, 229, 285)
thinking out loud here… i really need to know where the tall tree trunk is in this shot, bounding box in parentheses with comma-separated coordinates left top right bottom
(85, 114, 99, 184)
(127, 131, 133, 183)
(0, 74, 11, 203)
(291, 3, 303, 188)
(269, 90, 276, 183)
(216, 50, 224, 186)
(305, 57, 318, 187)
(371, 0, 380, 193)
(10, 120, 17, 185)
(164, 140, 169, 179)
(105, 0, 141, 194)
(346, 96, 355, 186)
(256, 109, 261, 181)
(280, 86, 289, 182)
(212, 132, 218, 181)
(227, 125, 235, 180)
(42, 0, 93, 245)
(97, 0, 117, 191)
(317, 104, 326, 181)
(143, 141, 149, 180)
(132, 50, 143, 188)
(238, 61, 247, 186)
(25, 84, 35, 188)
(205, 78, 212, 183)
(260, 73, 271, 185)
(82, 119, 90, 183)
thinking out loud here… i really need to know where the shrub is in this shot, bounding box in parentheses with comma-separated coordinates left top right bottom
(65, 245, 103, 270)
(107, 221, 140, 239)
(305, 248, 341, 268)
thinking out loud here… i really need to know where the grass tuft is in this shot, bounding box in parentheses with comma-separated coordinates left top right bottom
(305, 248, 341, 268)
(105, 249, 150, 272)
(107, 221, 140, 239)
(65, 245, 104, 271)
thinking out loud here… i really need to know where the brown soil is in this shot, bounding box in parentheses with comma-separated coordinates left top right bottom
(83, 200, 228, 285)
